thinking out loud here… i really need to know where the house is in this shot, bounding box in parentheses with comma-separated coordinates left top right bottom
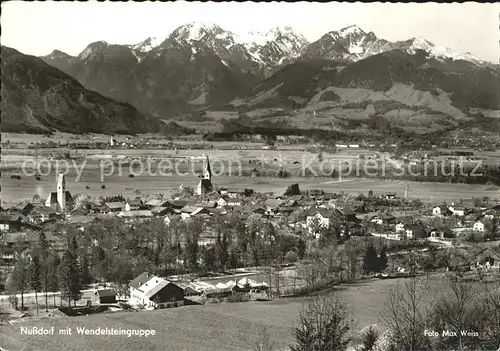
(145, 199, 170, 209)
(344, 222, 365, 236)
(216, 197, 228, 207)
(449, 206, 467, 217)
(94, 289, 117, 304)
(395, 223, 405, 233)
(404, 229, 414, 239)
(18, 203, 35, 216)
(45, 173, 73, 213)
(165, 200, 188, 210)
(117, 210, 153, 218)
(473, 221, 485, 232)
(151, 207, 173, 216)
(289, 195, 304, 201)
(130, 276, 184, 309)
(306, 208, 342, 234)
(129, 272, 151, 298)
(29, 206, 57, 224)
(370, 216, 383, 226)
(428, 228, 444, 239)
(226, 198, 243, 207)
(432, 205, 452, 217)
(71, 207, 90, 216)
(308, 189, 324, 198)
(472, 248, 500, 270)
(384, 193, 397, 200)
(190, 207, 211, 217)
(381, 214, 397, 226)
(124, 199, 142, 212)
(226, 188, 253, 198)
(0, 214, 23, 232)
(101, 202, 124, 214)
(265, 199, 285, 216)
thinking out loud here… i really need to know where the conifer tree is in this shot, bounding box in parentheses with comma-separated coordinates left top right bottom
(59, 236, 82, 308)
(38, 232, 50, 311)
(377, 246, 389, 273)
(29, 253, 42, 316)
(362, 243, 378, 274)
(10, 255, 29, 310)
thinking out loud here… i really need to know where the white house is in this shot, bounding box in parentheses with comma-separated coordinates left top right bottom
(216, 197, 227, 207)
(124, 200, 141, 212)
(306, 208, 341, 235)
(395, 223, 405, 233)
(405, 229, 413, 239)
(449, 206, 466, 217)
(473, 221, 485, 232)
(129, 275, 184, 309)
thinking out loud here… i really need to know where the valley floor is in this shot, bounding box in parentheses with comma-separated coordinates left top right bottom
(1, 275, 452, 351)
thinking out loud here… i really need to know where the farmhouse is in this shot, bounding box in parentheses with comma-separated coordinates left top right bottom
(0, 214, 24, 232)
(101, 202, 124, 214)
(129, 275, 184, 309)
(94, 289, 117, 304)
(306, 207, 342, 233)
(472, 248, 500, 270)
(473, 221, 485, 232)
(145, 199, 171, 209)
(124, 199, 142, 212)
(432, 205, 452, 217)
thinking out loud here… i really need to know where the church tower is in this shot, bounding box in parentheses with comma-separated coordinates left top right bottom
(57, 173, 66, 213)
(203, 154, 212, 180)
(196, 154, 213, 195)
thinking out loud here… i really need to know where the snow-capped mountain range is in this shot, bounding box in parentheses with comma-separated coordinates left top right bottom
(120, 22, 483, 69)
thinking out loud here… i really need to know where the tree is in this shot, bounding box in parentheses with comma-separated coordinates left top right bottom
(9, 255, 29, 310)
(382, 277, 433, 350)
(359, 325, 379, 351)
(29, 253, 42, 316)
(368, 190, 374, 198)
(291, 293, 352, 351)
(38, 232, 50, 311)
(59, 236, 82, 308)
(47, 254, 60, 307)
(80, 253, 92, 286)
(431, 277, 483, 350)
(255, 326, 276, 351)
(362, 243, 378, 275)
(377, 245, 389, 273)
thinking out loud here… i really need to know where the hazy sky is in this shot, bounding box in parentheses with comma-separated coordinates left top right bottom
(2, 1, 498, 62)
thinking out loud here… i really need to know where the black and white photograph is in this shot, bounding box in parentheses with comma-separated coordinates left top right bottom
(1, 1, 499, 350)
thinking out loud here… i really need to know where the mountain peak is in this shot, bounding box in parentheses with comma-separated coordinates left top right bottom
(45, 49, 74, 59)
(339, 25, 365, 35)
(130, 37, 164, 53)
(78, 41, 109, 59)
(170, 21, 225, 42)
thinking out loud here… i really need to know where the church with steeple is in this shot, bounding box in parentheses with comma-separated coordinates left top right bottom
(196, 154, 213, 195)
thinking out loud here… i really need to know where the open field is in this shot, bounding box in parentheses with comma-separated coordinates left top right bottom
(1, 145, 499, 205)
(0, 275, 486, 351)
(2, 167, 499, 206)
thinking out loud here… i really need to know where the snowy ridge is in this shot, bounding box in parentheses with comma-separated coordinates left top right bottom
(403, 38, 482, 63)
(130, 37, 165, 53)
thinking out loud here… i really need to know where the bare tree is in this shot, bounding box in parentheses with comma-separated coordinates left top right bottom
(254, 326, 276, 351)
(431, 277, 483, 350)
(382, 277, 433, 350)
(291, 293, 352, 351)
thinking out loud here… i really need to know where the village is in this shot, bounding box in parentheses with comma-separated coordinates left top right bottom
(1, 151, 500, 322)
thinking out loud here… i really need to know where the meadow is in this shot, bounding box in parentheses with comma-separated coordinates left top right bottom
(0, 275, 478, 351)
